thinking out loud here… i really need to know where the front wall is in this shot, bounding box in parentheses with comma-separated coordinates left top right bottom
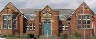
(34, 6, 59, 36)
(1, 2, 96, 37)
(70, 3, 95, 36)
(0, 2, 24, 35)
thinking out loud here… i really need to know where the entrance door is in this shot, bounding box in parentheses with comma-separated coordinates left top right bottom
(43, 21, 51, 36)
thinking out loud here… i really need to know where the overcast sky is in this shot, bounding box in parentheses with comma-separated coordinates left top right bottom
(0, 0, 96, 12)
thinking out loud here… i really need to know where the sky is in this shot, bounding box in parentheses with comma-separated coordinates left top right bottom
(0, 0, 96, 12)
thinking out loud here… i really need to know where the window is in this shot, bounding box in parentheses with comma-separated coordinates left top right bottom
(4, 15, 11, 20)
(77, 15, 82, 29)
(78, 25, 81, 28)
(13, 15, 16, 19)
(78, 20, 81, 24)
(87, 25, 90, 28)
(78, 15, 81, 19)
(77, 15, 90, 29)
(26, 23, 35, 30)
(13, 24, 16, 29)
(12, 15, 17, 29)
(24, 14, 35, 21)
(83, 15, 90, 29)
(62, 25, 68, 30)
(83, 15, 90, 19)
(3, 15, 11, 29)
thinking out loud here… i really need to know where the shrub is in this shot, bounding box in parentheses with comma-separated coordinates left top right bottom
(74, 32, 81, 37)
(60, 34, 68, 39)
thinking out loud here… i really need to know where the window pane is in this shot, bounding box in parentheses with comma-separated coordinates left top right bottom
(13, 24, 16, 29)
(13, 15, 16, 19)
(83, 25, 86, 28)
(8, 20, 11, 24)
(3, 20, 7, 24)
(78, 20, 81, 24)
(13, 20, 16, 24)
(26, 26, 29, 30)
(83, 15, 90, 19)
(3, 15, 11, 20)
(78, 25, 81, 28)
(78, 15, 81, 19)
(8, 25, 11, 29)
(87, 20, 90, 24)
(30, 27, 33, 30)
(30, 27, 32, 29)
(62, 25, 65, 30)
(7, 15, 11, 20)
(3, 15, 7, 19)
(4, 25, 7, 29)
(65, 26, 68, 30)
(3, 15, 11, 29)
(83, 20, 86, 24)
(87, 25, 90, 28)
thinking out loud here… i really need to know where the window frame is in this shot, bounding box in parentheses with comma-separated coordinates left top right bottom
(77, 14, 90, 29)
(3, 15, 12, 29)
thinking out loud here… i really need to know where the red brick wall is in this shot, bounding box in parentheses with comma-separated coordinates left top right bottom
(34, 11, 40, 36)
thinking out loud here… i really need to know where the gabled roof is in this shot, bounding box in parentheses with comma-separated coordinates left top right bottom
(19, 9, 74, 20)
(41, 5, 53, 12)
(0, 2, 22, 14)
(73, 2, 95, 14)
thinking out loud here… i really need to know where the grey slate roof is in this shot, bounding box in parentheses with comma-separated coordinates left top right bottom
(19, 9, 74, 20)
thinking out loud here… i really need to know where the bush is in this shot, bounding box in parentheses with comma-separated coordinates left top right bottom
(90, 36, 96, 39)
(68, 36, 82, 39)
(74, 32, 81, 37)
(60, 34, 68, 39)
(39, 35, 57, 39)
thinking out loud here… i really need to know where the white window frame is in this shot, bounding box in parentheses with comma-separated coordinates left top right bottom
(8, 25, 11, 29)
(26, 26, 29, 30)
(3, 15, 12, 29)
(26, 24, 35, 30)
(62, 25, 68, 30)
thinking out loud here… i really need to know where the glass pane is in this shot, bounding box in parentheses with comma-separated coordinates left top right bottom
(8, 25, 11, 28)
(7, 15, 11, 20)
(87, 20, 90, 24)
(87, 25, 90, 28)
(13, 24, 16, 29)
(65, 26, 68, 29)
(4, 24, 7, 29)
(83, 15, 90, 19)
(3, 15, 7, 19)
(13, 15, 16, 19)
(83, 25, 86, 28)
(83, 20, 86, 24)
(13, 20, 16, 24)
(78, 25, 81, 28)
(3, 15, 11, 20)
(62, 25, 65, 30)
(30, 27, 32, 29)
(8, 20, 11, 24)
(3, 20, 7, 24)
(26, 26, 29, 30)
(78, 20, 81, 24)
(78, 15, 81, 19)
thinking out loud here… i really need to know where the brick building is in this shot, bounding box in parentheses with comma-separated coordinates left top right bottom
(0, 2, 96, 37)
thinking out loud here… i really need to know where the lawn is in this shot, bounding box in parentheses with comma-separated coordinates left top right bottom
(6, 37, 26, 39)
